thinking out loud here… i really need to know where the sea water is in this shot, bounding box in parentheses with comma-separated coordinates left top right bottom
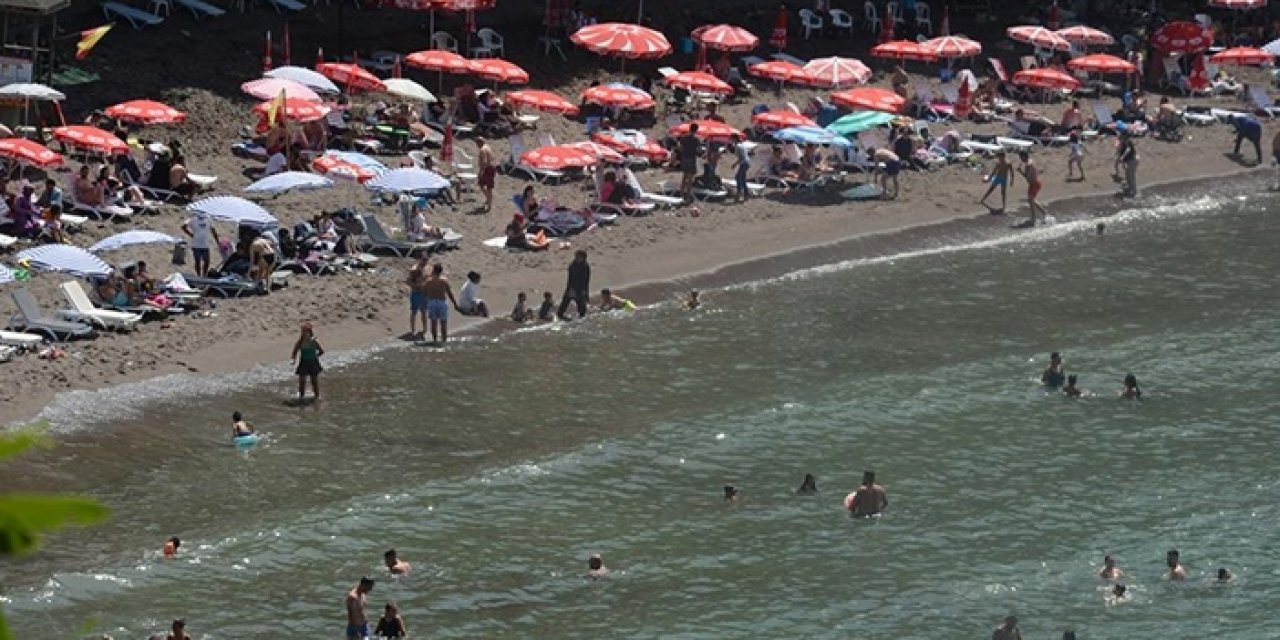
(2, 191, 1279, 638)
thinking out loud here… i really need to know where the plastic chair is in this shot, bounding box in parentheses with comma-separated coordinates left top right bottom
(431, 31, 458, 53)
(915, 2, 932, 35)
(864, 2, 879, 33)
(149, 0, 170, 16)
(798, 8, 823, 40)
(472, 27, 505, 58)
(886, 1, 905, 27)
(830, 8, 854, 36)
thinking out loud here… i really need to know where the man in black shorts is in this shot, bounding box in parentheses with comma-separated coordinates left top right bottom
(678, 123, 701, 203)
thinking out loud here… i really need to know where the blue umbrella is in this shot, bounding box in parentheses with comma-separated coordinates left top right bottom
(187, 196, 278, 229)
(89, 230, 181, 253)
(773, 126, 855, 148)
(365, 167, 451, 193)
(15, 245, 111, 278)
(245, 171, 334, 195)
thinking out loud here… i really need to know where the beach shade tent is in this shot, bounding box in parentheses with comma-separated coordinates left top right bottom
(581, 84, 656, 109)
(365, 167, 451, 193)
(15, 245, 110, 278)
(1210, 47, 1275, 66)
(663, 71, 734, 95)
(251, 98, 332, 123)
(825, 110, 897, 136)
(773, 125, 854, 148)
(752, 110, 817, 130)
(1013, 68, 1081, 90)
(244, 171, 334, 195)
(802, 57, 872, 87)
(316, 62, 387, 93)
(1054, 26, 1114, 47)
(187, 196, 278, 229)
(505, 90, 579, 116)
(242, 78, 323, 103)
(590, 129, 669, 161)
(921, 36, 982, 60)
(668, 119, 743, 141)
(264, 66, 342, 94)
(0, 138, 62, 167)
(870, 40, 939, 63)
(1067, 53, 1137, 74)
(88, 230, 181, 253)
(693, 24, 759, 51)
(313, 150, 389, 183)
(466, 58, 529, 85)
(1152, 21, 1215, 55)
(53, 125, 128, 155)
(830, 87, 906, 113)
(0, 82, 64, 102)
(103, 100, 186, 125)
(571, 22, 672, 70)
(382, 78, 437, 103)
(1006, 26, 1071, 52)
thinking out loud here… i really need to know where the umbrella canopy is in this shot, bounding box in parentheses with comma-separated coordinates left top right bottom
(802, 57, 872, 87)
(921, 36, 982, 59)
(1210, 0, 1266, 7)
(1006, 26, 1071, 51)
(1210, 46, 1275, 65)
(668, 119, 743, 141)
(242, 78, 323, 103)
(1152, 21, 1214, 54)
(520, 144, 599, 170)
(405, 49, 469, 73)
(244, 171, 334, 194)
(316, 63, 387, 93)
(693, 24, 759, 51)
(15, 245, 110, 278)
(1055, 26, 1114, 46)
(0, 138, 62, 167)
(1067, 53, 1137, 74)
(752, 110, 817, 130)
(89, 230, 181, 253)
(264, 66, 342, 93)
(870, 40, 938, 62)
(104, 99, 187, 125)
(664, 71, 734, 94)
(582, 84, 655, 109)
(1012, 68, 1081, 90)
(748, 60, 814, 84)
(313, 151, 390, 183)
(571, 22, 672, 59)
(773, 126, 853, 148)
(830, 87, 905, 113)
(825, 110, 897, 135)
(466, 58, 529, 84)
(506, 90, 579, 115)
(382, 78, 437, 102)
(591, 130, 669, 160)
(252, 98, 331, 123)
(187, 196, 278, 229)
(0, 82, 64, 101)
(365, 167, 451, 193)
(53, 125, 128, 155)
(564, 141, 626, 164)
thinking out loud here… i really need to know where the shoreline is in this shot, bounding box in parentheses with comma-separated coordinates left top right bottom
(9, 165, 1266, 430)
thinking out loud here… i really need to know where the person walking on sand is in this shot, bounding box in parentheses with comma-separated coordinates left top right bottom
(556, 249, 591, 320)
(345, 577, 375, 639)
(423, 263, 459, 345)
(181, 208, 220, 277)
(1117, 132, 1139, 198)
(1066, 132, 1087, 181)
(846, 470, 888, 516)
(678, 123, 701, 203)
(290, 322, 324, 401)
(406, 256, 429, 338)
(979, 151, 1014, 212)
(476, 136, 496, 212)
(730, 133, 751, 203)
(1017, 151, 1047, 225)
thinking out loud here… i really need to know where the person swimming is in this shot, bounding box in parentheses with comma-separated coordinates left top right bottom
(723, 484, 741, 502)
(684, 289, 701, 310)
(1217, 567, 1233, 583)
(796, 473, 818, 495)
(1120, 373, 1142, 399)
(1166, 549, 1187, 581)
(586, 553, 610, 580)
(383, 548, 411, 575)
(1106, 583, 1130, 605)
(1099, 554, 1123, 580)
(162, 536, 181, 558)
(1063, 374, 1084, 398)
(1041, 352, 1065, 388)
(847, 471, 888, 517)
(231, 411, 254, 438)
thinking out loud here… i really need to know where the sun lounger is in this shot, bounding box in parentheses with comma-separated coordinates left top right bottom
(102, 1, 164, 29)
(0, 232, 16, 248)
(181, 273, 261, 298)
(1247, 86, 1280, 118)
(173, 0, 224, 18)
(0, 329, 42, 349)
(360, 214, 457, 257)
(56, 281, 141, 331)
(657, 179, 728, 201)
(591, 169, 654, 216)
(8, 288, 96, 341)
(995, 136, 1035, 151)
(506, 135, 565, 184)
(960, 139, 1002, 156)
(623, 168, 682, 208)
(63, 180, 134, 222)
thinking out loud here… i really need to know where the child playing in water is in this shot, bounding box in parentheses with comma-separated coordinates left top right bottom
(537, 291, 556, 321)
(510, 292, 535, 322)
(684, 290, 701, 310)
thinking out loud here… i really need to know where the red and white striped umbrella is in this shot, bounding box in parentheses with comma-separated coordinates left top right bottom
(591, 130, 669, 161)
(1209, 46, 1274, 65)
(1209, 0, 1266, 8)
(315, 62, 386, 93)
(802, 57, 871, 87)
(104, 99, 187, 125)
(241, 77, 322, 103)
(53, 125, 128, 155)
(921, 36, 982, 59)
(664, 71, 734, 95)
(252, 97, 332, 122)
(404, 49, 469, 73)
(1007, 25, 1071, 51)
(1066, 53, 1136, 74)
(692, 24, 759, 52)
(1055, 26, 1114, 46)
(870, 40, 938, 62)
(751, 110, 816, 130)
(1012, 68, 1081, 90)
(520, 144, 598, 170)
(505, 90, 578, 115)
(313, 155, 379, 182)
(582, 85, 655, 109)
(0, 138, 62, 167)
(1151, 21, 1214, 54)
(830, 87, 905, 113)
(564, 141, 626, 164)
(571, 22, 672, 59)
(748, 60, 813, 84)
(668, 119, 743, 141)
(466, 58, 529, 84)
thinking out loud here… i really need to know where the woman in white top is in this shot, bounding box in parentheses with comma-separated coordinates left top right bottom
(457, 271, 489, 317)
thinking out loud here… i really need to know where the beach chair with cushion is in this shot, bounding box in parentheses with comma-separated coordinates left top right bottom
(657, 177, 729, 201)
(181, 273, 260, 297)
(0, 232, 15, 248)
(56, 281, 141, 331)
(506, 135, 565, 183)
(798, 8, 823, 40)
(62, 177, 134, 222)
(102, 1, 164, 29)
(624, 168, 682, 208)
(8, 288, 96, 341)
(173, 0, 225, 18)
(359, 214, 455, 257)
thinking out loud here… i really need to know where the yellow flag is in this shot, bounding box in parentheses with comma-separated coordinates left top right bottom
(76, 25, 112, 61)
(267, 89, 285, 126)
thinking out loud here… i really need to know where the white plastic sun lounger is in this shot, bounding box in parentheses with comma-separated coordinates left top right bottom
(57, 281, 141, 331)
(262, 0, 305, 11)
(8, 288, 96, 341)
(174, 0, 225, 18)
(102, 1, 163, 28)
(961, 139, 1002, 156)
(995, 136, 1035, 151)
(0, 330, 42, 349)
(624, 168, 682, 208)
(360, 214, 460, 257)
(0, 232, 15, 248)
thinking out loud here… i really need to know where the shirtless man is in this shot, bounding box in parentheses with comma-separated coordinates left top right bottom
(586, 554, 610, 580)
(345, 577, 375, 639)
(406, 256, 430, 337)
(476, 136, 496, 212)
(423, 263, 459, 345)
(848, 470, 888, 516)
(383, 549, 411, 575)
(992, 615, 1022, 640)
(164, 619, 191, 640)
(1099, 554, 1123, 580)
(1166, 549, 1187, 581)
(231, 411, 254, 438)
(979, 151, 1015, 213)
(1017, 151, 1047, 225)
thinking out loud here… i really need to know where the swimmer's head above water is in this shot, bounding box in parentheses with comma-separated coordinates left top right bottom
(862, 471, 876, 486)
(358, 577, 376, 594)
(723, 485, 740, 501)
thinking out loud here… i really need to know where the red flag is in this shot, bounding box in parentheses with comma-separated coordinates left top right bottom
(1188, 53, 1210, 92)
(954, 79, 972, 119)
(769, 5, 787, 50)
(393, 56, 402, 79)
(441, 122, 454, 163)
(466, 9, 476, 33)
(941, 5, 950, 36)
(316, 46, 324, 65)
(264, 30, 273, 73)
(283, 22, 292, 67)
(879, 9, 894, 44)
(695, 43, 707, 72)
(1048, 1, 1061, 30)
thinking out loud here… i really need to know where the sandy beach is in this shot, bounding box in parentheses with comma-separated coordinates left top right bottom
(1, 0, 1274, 425)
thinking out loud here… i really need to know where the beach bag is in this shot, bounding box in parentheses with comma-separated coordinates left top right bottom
(171, 242, 186, 266)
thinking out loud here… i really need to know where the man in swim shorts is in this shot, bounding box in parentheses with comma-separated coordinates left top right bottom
(406, 256, 429, 338)
(848, 470, 888, 516)
(1099, 554, 1123, 580)
(231, 411, 254, 438)
(165, 618, 191, 640)
(1041, 352, 1065, 388)
(1166, 549, 1187, 581)
(346, 577, 375, 639)
(979, 151, 1015, 213)
(476, 136, 496, 212)
(423, 263, 459, 345)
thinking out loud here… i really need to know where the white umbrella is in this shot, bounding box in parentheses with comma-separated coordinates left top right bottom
(365, 167, 451, 193)
(241, 77, 323, 103)
(245, 171, 334, 195)
(264, 66, 342, 94)
(187, 196, 278, 229)
(382, 78, 437, 103)
(15, 245, 111, 278)
(89, 230, 182, 253)
(0, 83, 65, 101)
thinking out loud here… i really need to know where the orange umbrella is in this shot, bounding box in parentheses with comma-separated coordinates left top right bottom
(582, 85, 655, 109)
(693, 24, 759, 51)
(1151, 21, 1214, 54)
(405, 49, 468, 73)
(1067, 53, 1136, 74)
(1007, 25, 1071, 51)
(920, 36, 981, 59)
(1055, 26, 1114, 46)
(668, 119, 743, 141)
(564, 141, 626, 164)
(870, 40, 938, 62)
(664, 71, 734, 95)
(571, 23, 672, 59)
(520, 144, 599, 170)
(104, 99, 186, 124)
(0, 138, 62, 167)
(505, 90, 578, 115)
(1210, 46, 1275, 66)
(803, 57, 872, 87)
(315, 62, 386, 93)
(591, 130, 669, 161)
(830, 87, 905, 113)
(751, 110, 816, 130)
(252, 97, 332, 122)
(313, 154, 380, 182)
(53, 125, 128, 155)
(1012, 68, 1081, 90)
(466, 58, 529, 84)
(748, 60, 813, 84)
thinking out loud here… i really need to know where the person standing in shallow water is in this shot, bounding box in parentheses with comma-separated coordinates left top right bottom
(847, 471, 888, 516)
(796, 473, 818, 495)
(1099, 554, 1124, 580)
(345, 577, 375, 639)
(1041, 352, 1065, 388)
(290, 323, 324, 401)
(556, 250, 591, 320)
(992, 615, 1022, 640)
(1166, 549, 1187, 581)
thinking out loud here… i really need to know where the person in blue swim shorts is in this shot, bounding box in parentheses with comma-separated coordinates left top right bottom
(406, 256, 430, 338)
(345, 577, 375, 639)
(979, 150, 1015, 213)
(422, 262, 459, 345)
